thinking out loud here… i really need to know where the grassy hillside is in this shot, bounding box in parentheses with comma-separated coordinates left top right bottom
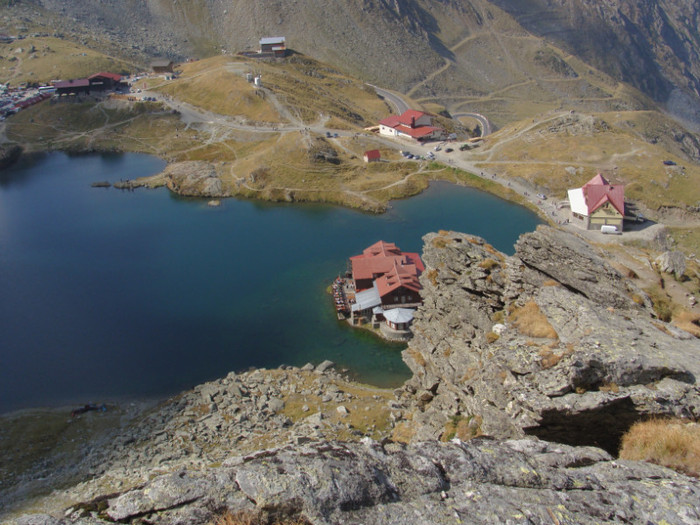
(0, 37, 135, 85)
(151, 55, 391, 127)
(467, 110, 700, 215)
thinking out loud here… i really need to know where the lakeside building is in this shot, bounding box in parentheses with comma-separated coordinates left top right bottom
(378, 109, 445, 142)
(567, 174, 625, 232)
(346, 241, 424, 339)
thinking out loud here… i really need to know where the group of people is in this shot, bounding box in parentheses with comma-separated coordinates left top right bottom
(332, 277, 350, 314)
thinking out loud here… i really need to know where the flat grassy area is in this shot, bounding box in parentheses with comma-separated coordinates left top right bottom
(5, 99, 195, 159)
(153, 56, 282, 124)
(0, 37, 135, 84)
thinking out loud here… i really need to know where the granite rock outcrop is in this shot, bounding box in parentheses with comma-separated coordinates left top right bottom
(397, 226, 700, 453)
(13, 438, 700, 525)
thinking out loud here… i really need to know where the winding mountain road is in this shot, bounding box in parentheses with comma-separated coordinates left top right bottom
(453, 112, 491, 137)
(368, 85, 409, 115)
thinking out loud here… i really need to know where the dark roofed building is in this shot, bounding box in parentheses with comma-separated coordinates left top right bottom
(88, 72, 123, 91)
(259, 37, 287, 57)
(52, 78, 91, 95)
(150, 59, 174, 73)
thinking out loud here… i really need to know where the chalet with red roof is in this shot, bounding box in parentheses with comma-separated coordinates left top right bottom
(348, 241, 424, 333)
(378, 110, 444, 142)
(567, 174, 625, 232)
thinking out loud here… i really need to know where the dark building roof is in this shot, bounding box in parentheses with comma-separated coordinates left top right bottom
(52, 79, 90, 89)
(150, 59, 173, 68)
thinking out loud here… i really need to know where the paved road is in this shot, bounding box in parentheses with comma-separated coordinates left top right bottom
(453, 112, 491, 137)
(368, 84, 409, 115)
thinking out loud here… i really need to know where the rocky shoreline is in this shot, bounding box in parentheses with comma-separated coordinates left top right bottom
(5, 226, 700, 524)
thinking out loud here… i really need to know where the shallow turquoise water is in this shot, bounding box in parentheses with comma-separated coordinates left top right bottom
(0, 152, 541, 413)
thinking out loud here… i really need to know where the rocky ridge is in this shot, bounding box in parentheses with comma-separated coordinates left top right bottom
(1, 362, 394, 519)
(14, 438, 700, 525)
(397, 226, 700, 453)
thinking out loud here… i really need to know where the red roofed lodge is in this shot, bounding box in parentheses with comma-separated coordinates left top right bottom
(338, 241, 424, 339)
(378, 110, 445, 142)
(567, 174, 625, 232)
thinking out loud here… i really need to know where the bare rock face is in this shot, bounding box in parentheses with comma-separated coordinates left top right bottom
(163, 161, 227, 197)
(398, 227, 700, 453)
(655, 250, 687, 280)
(13, 438, 700, 525)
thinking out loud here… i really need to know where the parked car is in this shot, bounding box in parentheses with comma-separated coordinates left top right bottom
(537, 193, 547, 200)
(445, 148, 453, 153)
(434, 145, 441, 151)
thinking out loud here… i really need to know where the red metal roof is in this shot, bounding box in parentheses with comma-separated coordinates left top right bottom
(364, 149, 381, 160)
(394, 124, 440, 139)
(583, 173, 609, 189)
(375, 260, 422, 297)
(350, 241, 424, 292)
(89, 72, 122, 82)
(581, 174, 625, 216)
(379, 115, 401, 127)
(53, 78, 90, 89)
(379, 110, 442, 139)
(397, 110, 428, 126)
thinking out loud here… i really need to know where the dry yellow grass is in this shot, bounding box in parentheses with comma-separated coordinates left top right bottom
(213, 509, 311, 525)
(392, 421, 417, 444)
(510, 301, 558, 339)
(0, 36, 135, 84)
(673, 309, 700, 338)
(156, 57, 281, 123)
(440, 414, 482, 442)
(619, 418, 700, 477)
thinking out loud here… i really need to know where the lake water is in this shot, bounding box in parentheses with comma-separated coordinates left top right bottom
(0, 153, 541, 413)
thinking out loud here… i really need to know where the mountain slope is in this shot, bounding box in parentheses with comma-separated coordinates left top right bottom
(20, 0, 699, 130)
(489, 0, 700, 130)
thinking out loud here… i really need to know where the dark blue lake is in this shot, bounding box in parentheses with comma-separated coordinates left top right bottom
(0, 153, 541, 413)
